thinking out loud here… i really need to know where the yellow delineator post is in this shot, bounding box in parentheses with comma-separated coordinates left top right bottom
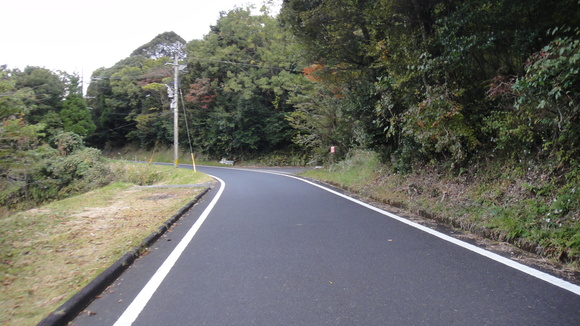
(191, 152, 197, 172)
(148, 145, 158, 164)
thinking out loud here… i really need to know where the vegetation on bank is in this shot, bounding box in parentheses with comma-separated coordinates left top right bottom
(0, 161, 212, 326)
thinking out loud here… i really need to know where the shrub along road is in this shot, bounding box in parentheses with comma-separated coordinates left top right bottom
(73, 166, 580, 325)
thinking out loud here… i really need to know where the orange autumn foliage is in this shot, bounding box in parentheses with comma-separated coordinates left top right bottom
(302, 64, 324, 82)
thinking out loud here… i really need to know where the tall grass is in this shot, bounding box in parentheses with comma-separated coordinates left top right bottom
(303, 149, 381, 187)
(108, 161, 211, 185)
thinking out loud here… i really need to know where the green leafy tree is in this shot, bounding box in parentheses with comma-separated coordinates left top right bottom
(86, 55, 173, 147)
(60, 95, 95, 138)
(401, 85, 479, 162)
(286, 78, 357, 162)
(0, 66, 38, 168)
(184, 6, 301, 157)
(57, 74, 95, 139)
(280, 0, 435, 160)
(14, 66, 65, 124)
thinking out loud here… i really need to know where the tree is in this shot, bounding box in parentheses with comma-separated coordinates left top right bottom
(183, 6, 302, 157)
(14, 66, 65, 125)
(131, 31, 186, 60)
(280, 0, 429, 159)
(56, 74, 94, 139)
(286, 77, 358, 161)
(86, 55, 173, 147)
(0, 66, 38, 168)
(60, 95, 95, 138)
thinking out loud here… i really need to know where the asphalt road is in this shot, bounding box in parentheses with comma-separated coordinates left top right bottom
(72, 166, 580, 325)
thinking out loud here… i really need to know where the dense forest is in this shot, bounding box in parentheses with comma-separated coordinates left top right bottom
(81, 0, 579, 169)
(1, 1, 579, 257)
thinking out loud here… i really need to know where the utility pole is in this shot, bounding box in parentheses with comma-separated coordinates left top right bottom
(172, 54, 179, 167)
(166, 48, 186, 168)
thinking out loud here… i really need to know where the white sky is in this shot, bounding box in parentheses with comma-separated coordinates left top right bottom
(1, 0, 280, 89)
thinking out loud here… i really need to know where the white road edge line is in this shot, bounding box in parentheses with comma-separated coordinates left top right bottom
(113, 175, 225, 326)
(254, 169, 580, 297)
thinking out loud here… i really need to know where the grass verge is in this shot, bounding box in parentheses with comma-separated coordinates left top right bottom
(0, 161, 213, 326)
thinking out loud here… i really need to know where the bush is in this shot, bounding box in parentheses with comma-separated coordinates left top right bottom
(108, 161, 163, 186)
(402, 85, 479, 165)
(52, 131, 84, 156)
(39, 147, 111, 196)
(485, 28, 579, 165)
(0, 141, 111, 210)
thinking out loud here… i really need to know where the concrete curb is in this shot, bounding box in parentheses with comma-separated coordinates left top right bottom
(37, 187, 211, 326)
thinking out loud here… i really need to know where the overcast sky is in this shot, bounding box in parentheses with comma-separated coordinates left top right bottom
(1, 0, 280, 88)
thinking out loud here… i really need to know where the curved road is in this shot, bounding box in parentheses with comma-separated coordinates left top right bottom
(73, 166, 580, 325)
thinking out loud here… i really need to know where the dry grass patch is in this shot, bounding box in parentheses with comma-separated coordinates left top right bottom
(1, 166, 213, 326)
